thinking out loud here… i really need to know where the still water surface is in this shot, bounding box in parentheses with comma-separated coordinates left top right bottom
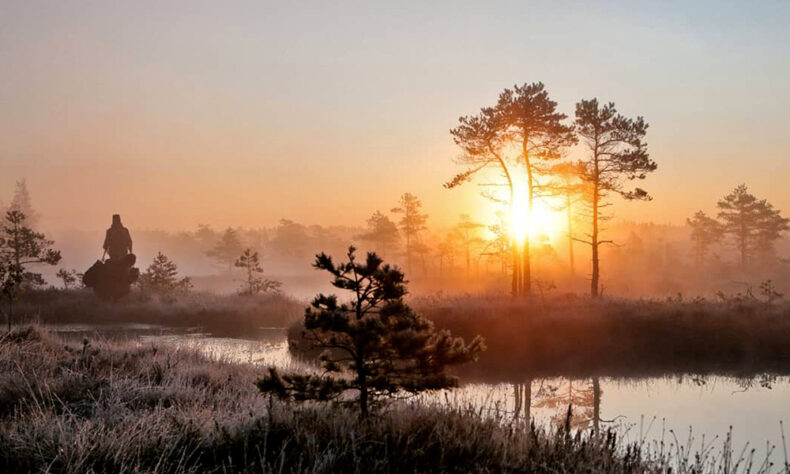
(52, 324, 790, 469)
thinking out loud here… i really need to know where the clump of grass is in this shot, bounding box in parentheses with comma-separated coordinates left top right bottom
(0, 326, 673, 473)
(11, 288, 303, 336)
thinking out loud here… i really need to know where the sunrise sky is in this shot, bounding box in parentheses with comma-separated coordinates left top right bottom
(1, 0, 788, 232)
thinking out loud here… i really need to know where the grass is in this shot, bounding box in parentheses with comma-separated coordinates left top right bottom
(8, 288, 303, 336)
(0, 325, 670, 473)
(413, 295, 790, 380)
(290, 294, 790, 380)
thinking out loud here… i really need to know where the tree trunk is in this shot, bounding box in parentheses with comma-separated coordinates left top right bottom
(592, 377, 601, 436)
(521, 136, 532, 297)
(591, 173, 600, 297)
(406, 232, 412, 273)
(512, 243, 520, 296)
(740, 217, 748, 268)
(465, 244, 470, 278)
(567, 192, 575, 276)
(513, 383, 522, 419)
(524, 378, 532, 429)
(358, 365, 368, 418)
(522, 240, 531, 297)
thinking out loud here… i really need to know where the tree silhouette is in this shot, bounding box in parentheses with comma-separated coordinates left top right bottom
(256, 247, 484, 417)
(546, 162, 587, 276)
(455, 214, 484, 277)
(206, 227, 243, 272)
(391, 193, 428, 272)
(0, 210, 61, 328)
(449, 105, 520, 293)
(356, 210, 400, 256)
(234, 248, 281, 295)
(269, 219, 312, 261)
(497, 83, 576, 296)
(574, 98, 656, 297)
(138, 252, 192, 295)
(717, 184, 789, 267)
(7, 179, 39, 227)
(449, 83, 574, 296)
(56, 268, 81, 289)
(687, 211, 722, 265)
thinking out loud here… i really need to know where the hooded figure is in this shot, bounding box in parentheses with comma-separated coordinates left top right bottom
(103, 214, 133, 261)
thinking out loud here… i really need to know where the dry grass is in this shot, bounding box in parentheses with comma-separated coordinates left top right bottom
(0, 326, 669, 473)
(407, 295, 790, 380)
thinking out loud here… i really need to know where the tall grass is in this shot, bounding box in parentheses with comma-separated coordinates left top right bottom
(407, 295, 790, 380)
(0, 326, 659, 473)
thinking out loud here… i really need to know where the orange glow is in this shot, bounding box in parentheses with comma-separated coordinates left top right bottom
(508, 182, 564, 245)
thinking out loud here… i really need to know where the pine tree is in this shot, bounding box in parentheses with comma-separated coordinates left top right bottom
(455, 214, 484, 277)
(56, 269, 81, 289)
(448, 83, 575, 296)
(497, 83, 576, 296)
(391, 193, 428, 272)
(234, 248, 281, 295)
(717, 185, 789, 267)
(0, 210, 61, 328)
(574, 98, 656, 297)
(256, 247, 484, 417)
(8, 180, 39, 227)
(206, 227, 243, 272)
(138, 252, 192, 294)
(356, 210, 400, 256)
(687, 211, 722, 265)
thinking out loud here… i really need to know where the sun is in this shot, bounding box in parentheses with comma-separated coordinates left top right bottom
(509, 188, 564, 245)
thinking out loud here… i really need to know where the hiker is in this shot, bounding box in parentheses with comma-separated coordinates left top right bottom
(84, 214, 139, 299)
(103, 214, 133, 261)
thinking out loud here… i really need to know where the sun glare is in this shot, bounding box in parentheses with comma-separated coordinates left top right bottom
(508, 185, 564, 245)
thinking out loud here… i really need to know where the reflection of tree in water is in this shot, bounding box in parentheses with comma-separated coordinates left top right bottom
(535, 379, 596, 430)
(513, 377, 605, 434)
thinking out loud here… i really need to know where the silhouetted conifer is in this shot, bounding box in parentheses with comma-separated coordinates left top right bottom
(138, 252, 192, 295)
(574, 98, 655, 297)
(234, 248, 281, 295)
(257, 246, 484, 417)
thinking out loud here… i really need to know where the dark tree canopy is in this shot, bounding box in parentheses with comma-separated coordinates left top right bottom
(0, 210, 61, 287)
(356, 210, 400, 256)
(717, 184, 789, 266)
(0, 210, 61, 329)
(575, 99, 654, 201)
(138, 252, 192, 295)
(497, 82, 576, 168)
(257, 247, 484, 417)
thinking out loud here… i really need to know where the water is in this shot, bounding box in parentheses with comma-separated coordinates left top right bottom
(52, 324, 790, 469)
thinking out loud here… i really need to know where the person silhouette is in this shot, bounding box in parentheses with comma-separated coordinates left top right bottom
(103, 214, 133, 261)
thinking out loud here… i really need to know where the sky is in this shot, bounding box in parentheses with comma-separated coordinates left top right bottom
(1, 0, 788, 233)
